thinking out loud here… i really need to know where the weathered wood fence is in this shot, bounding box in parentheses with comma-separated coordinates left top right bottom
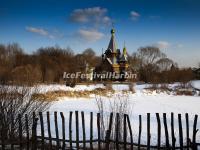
(0, 111, 200, 149)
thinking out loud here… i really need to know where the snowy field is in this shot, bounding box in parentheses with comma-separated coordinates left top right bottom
(36, 81, 200, 147)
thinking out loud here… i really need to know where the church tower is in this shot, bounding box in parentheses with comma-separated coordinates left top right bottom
(95, 28, 129, 81)
(119, 45, 129, 74)
(105, 28, 120, 73)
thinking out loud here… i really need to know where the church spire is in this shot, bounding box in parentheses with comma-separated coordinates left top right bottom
(123, 42, 127, 56)
(120, 42, 128, 62)
(107, 28, 117, 53)
(123, 41, 127, 55)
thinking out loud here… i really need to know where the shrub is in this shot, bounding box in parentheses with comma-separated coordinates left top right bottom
(0, 84, 50, 141)
(128, 83, 135, 93)
(95, 93, 131, 146)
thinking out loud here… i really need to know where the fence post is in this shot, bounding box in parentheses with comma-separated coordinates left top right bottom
(10, 113, 14, 150)
(105, 112, 113, 150)
(163, 113, 169, 148)
(192, 115, 198, 150)
(60, 112, 66, 150)
(185, 113, 190, 150)
(18, 114, 23, 150)
(138, 115, 142, 150)
(97, 113, 101, 150)
(39, 112, 45, 150)
(69, 111, 73, 150)
(90, 112, 93, 150)
(147, 113, 151, 150)
(123, 114, 127, 150)
(81, 111, 86, 150)
(75, 111, 79, 150)
(171, 113, 176, 150)
(178, 114, 183, 150)
(115, 113, 120, 150)
(15, 111, 199, 150)
(0, 113, 5, 150)
(54, 111, 60, 150)
(156, 113, 161, 150)
(47, 112, 52, 150)
(31, 112, 38, 150)
(25, 114, 29, 150)
(126, 114, 133, 150)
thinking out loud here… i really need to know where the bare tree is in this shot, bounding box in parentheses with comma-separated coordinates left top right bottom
(128, 52, 141, 71)
(136, 46, 167, 82)
(137, 46, 166, 66)
(95, 91, 132, 144)
(82, 48, 101, 67)
(0, 43, 24, 84)
(35, 46, 75, 83)
(156, 58, 174, 71)
(82, 48, 96, 58)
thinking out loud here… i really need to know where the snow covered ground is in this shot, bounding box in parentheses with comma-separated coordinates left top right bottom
(36, 81, 200, 147)
(191, 80, 200, 90)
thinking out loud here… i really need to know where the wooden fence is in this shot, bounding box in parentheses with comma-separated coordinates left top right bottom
(0, 111, 199, 149)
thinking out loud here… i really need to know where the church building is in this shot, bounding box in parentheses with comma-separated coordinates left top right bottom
(94, 28, 130, 81)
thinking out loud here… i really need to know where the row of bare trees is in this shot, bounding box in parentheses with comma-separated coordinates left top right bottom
(128, 46, 195, 83)
(0, 43, 100, 84)
(0, 43, 197, 84)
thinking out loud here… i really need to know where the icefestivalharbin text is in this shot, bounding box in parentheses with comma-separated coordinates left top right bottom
(63, 72, 137, 79)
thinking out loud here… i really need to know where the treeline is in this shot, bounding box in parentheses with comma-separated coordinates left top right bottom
(0, 43, 100, 84)
(0, 43, 196, 85)
(129, 46, 195, 84)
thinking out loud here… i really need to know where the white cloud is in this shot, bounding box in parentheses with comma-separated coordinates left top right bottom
(26, 27, 48, 36)
(70, 7, 112, 26)
(26, 26, 54, 39)
(102, 16, 112, 25)
(130, 11, 140, 21)
(176, 44, 183, 48)
(77, 29, 104, 42)
(154, 41, 170, 49)
(153, 41, 184, 49)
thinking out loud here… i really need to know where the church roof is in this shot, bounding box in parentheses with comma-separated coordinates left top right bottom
(120, 54, 128, 62)
(120, 46, 128, 62)
(107, 29, 117, 53)
(106, 58, 113, 65)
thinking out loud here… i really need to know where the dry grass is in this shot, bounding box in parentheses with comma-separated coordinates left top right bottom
(175, 89, 194, 96)
(128, 83, 135, 93)
(33, 88, 115, 101)
(144, 84, 196, 96)
(144, 84, 171, 94)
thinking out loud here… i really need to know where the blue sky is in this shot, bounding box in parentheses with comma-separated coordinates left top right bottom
(0, 0, 200, 67)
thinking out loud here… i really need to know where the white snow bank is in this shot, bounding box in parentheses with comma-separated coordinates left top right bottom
(191, 80, 200, 90)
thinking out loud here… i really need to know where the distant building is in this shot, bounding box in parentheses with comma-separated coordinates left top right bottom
(94, 28, 130, 81)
